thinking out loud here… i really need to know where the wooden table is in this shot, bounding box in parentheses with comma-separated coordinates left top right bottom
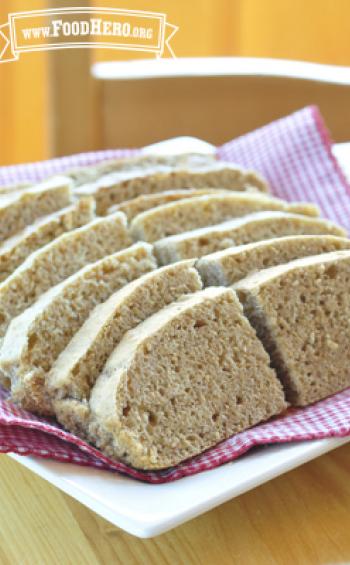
(1, 443, 350, 564)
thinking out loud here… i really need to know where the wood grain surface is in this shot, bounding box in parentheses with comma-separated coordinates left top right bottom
(1, 444, 350, 564)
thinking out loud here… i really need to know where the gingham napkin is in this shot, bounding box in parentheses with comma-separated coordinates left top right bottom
(0, 106, 349, 484)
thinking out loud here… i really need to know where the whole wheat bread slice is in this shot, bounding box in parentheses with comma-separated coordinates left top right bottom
(0, 197, 94, 282)
(109, 192, 319, 221)
(75, 163, 269, 214)
(154, 211, 346, 264)
(107, 189, 231, 220)
(87, 287, 286, 469)
(0, 243, 156, 414)
(130, 194, 322, 243)
(235, 250, 350, 406)
(68, 153, 218, 186)
(196, 235, 350, 286)
(0, 176, 72, 242)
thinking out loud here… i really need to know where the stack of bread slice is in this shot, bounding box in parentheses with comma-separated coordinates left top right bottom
(88, 287, 287, 469)
(0, 176, 73, 240)
(48, 261, 204, 433)
(0, 198, 94, 282)
(0, 213, 131, 341)
(0, 152, 349, 470)
(0, 243, 156, 411)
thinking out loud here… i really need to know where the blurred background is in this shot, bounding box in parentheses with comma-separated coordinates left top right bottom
(0, 0, 350, 166)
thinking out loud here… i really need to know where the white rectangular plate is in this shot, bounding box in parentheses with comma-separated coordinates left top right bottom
(7, 137, 350, 538)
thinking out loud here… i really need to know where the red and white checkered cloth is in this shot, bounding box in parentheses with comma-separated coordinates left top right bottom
(0, 105, 349, 484)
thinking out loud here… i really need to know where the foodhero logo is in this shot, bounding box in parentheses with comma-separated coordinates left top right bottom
(0, 7, 178, 62)
(47, 17, 154, 40)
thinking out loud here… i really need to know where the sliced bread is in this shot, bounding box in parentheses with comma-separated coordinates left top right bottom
(235, 250, 350, 406)
(75, 163, 269, 214)
(0, 197, 94, 282)
(48, 261, 203, 433)
(1, 243, 156, 414)
(97, 152, 218, 174)
(87, 287, 286, 469)
(0, 176, 72, 242)
(0, 212, 131, 339)
(130, 194, 322, 243)
(68, 153, 218, 185)
(196, 235, 350, 286)
(107, 189, 231, 220)
(154, 211, 346, 264)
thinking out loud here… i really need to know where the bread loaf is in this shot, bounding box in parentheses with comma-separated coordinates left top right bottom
(0, 243, 156, 414)
(235, 250, 350, 406)
(87, 287, 286, 469)
(196, 235, 350, 286)
(154, 211, 346, 264)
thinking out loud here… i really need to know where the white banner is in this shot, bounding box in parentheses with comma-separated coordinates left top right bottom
(0, 6, 178, 62)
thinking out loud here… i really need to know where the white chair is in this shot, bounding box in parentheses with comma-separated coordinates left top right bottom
(50, 52, 350, 154)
